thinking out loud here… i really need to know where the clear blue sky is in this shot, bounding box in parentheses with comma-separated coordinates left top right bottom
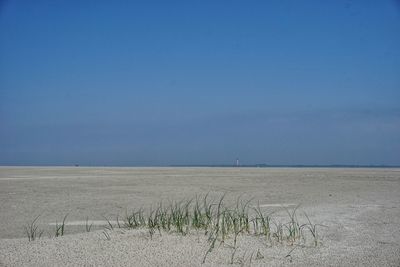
(1, 1, 399, 166)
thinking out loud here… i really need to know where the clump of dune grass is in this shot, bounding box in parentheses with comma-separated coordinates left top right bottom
(104, 194, 323, 246)
(54, 213, 69, 237)
(112, 194, 324, 263)
(24, 215, 43, 241)
(102, 215, 114, 231)
(300, 212, 325, 246)
(24, 193, 324, 264)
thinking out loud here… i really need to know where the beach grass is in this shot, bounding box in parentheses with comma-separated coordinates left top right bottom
(54, 213, 69, 237)
(24, 214, 44, 241)
(24, 194, 324, 263)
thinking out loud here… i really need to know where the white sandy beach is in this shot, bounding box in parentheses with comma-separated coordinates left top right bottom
(0, 167, 399, 266)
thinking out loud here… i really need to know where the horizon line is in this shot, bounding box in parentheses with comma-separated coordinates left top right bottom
(0, 164, 399, 168)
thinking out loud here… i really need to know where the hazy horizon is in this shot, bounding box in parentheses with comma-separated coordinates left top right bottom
(1, 1, 399, 166)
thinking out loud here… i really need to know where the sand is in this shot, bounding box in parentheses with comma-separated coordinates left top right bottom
(0, 167, 399, 266)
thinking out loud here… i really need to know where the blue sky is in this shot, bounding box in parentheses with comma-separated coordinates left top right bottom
(1, 1, 399, 166)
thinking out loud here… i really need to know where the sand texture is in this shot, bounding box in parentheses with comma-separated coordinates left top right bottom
(0, 167, 399, 266)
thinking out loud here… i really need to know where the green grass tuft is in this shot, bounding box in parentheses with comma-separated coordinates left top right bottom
(24, 214, 43, 241)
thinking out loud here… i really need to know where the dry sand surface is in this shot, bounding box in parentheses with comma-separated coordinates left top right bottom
(0, 167, 399, 266)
